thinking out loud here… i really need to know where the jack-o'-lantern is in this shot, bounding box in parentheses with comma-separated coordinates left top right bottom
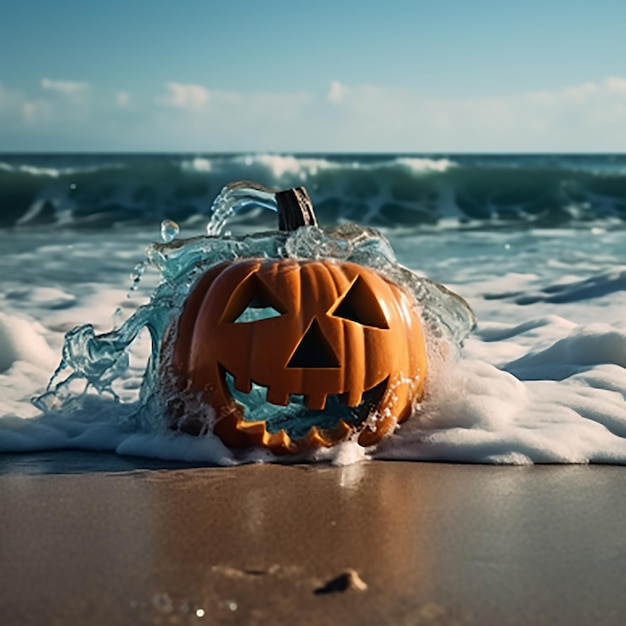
(161, 258, 427, 454)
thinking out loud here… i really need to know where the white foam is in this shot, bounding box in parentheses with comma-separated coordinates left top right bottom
(237, 154, 335, 181)
(395, 157, 457, 174)
(0, 313, 57, 374)
(376, 356, 626, 465)
(507, 323, 626, 379)
(181, 157, 213, 173)
(0, 162, 62, 177)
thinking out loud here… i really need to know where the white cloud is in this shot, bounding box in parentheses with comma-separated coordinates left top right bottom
(327, 80, 347, 104)
(116, 91, 131, 107)
(21, 99, 52, 124)
(605, 77, 626, 94)
(563, 82, 598, 102)
(0, 82, 19, 110)
(0, 82, 49, 125)
(2, 75, 626, 151)
(315, 77, 626, 152)
(41, 78, 90, 97)
(159, 82, 210, 110)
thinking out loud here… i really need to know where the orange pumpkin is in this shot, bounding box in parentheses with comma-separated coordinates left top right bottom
(161, 258, 427, 454)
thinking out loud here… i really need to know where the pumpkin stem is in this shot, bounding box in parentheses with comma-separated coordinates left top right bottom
(276, 187, 318, 231)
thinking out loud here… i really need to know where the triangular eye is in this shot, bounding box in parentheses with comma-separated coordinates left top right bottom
(329, 276, 389, 329)
(221, 273, 287, 324)
(287, 319, 340, 368)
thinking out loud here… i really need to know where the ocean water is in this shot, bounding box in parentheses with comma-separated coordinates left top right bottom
(1, 153, 625, 469)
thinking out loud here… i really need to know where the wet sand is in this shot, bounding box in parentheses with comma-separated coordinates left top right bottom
(1, 459, 626, 625)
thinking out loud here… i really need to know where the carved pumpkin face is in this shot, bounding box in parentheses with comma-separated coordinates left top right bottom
(162, 258, 427, 454)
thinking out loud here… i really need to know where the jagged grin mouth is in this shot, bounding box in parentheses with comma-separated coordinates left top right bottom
(223, 369, 389, 441)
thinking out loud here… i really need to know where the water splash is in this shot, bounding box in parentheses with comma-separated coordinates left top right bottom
(34, 181, 476, 451)
(206, 180, 278, 236)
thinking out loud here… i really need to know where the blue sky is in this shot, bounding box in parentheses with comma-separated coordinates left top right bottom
(1, 0, 625, 152)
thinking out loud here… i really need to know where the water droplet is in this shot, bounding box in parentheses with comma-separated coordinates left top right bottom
(161, 219, 180, 243)
(128, 261, 145, 295)
(112, 306, 123, 328)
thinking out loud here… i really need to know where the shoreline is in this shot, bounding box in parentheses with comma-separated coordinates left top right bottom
(2, 458, 626, 625)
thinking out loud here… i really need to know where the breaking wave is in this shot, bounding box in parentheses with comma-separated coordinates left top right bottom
(2, 153, 626, 229)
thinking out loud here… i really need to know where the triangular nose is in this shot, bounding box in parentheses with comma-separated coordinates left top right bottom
(287, 319, 340, 368)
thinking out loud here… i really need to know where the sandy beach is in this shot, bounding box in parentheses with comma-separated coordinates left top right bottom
(1, 458, 626, 625)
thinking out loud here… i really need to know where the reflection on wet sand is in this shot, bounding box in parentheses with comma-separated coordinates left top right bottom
(2, 462, 626, 625)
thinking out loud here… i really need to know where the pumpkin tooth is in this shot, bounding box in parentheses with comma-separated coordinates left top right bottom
(305, 426, 327, 448)
(266, 429, 292, 452)
(351, 390, 365, 407)
(304, 393, 327, 411)
(336, 419, 352, 437)
(266, 387, 290, 406)
(236, 419, 267, 436)
(338, 391, 362, 408)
